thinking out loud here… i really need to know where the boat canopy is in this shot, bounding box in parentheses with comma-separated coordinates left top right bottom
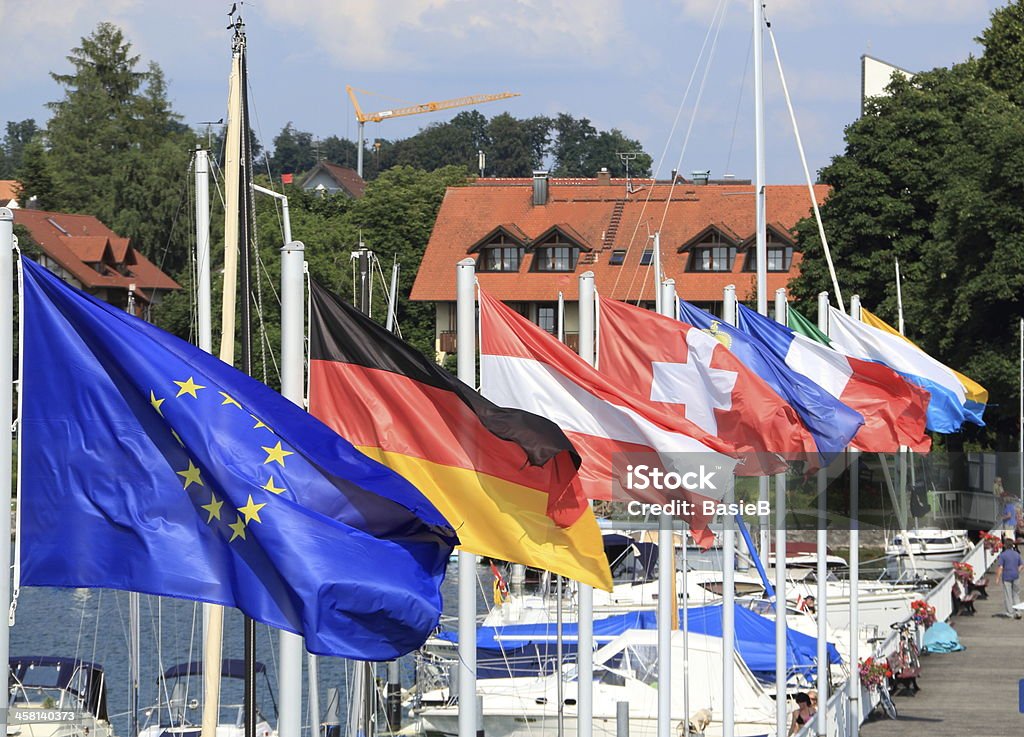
(436, 603, 841, 681)
(9, 655, 108, 721)
(162, 659, 267, 680)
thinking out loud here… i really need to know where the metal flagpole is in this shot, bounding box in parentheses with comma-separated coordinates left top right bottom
(557, 291, 565, 343)
(848, 292, 862, 735)
(577, 271, 596, 737)
(815, 292, 830, 737)
(250, 180, 304, 737)
(657, 279, 677, 737)
(681, 526, 690, 737)
(279, 237, 306, 737)
(894, 258, 904, 336)
(773, 288, 788, 737)
(722, 285, 738, 737)
(1020, 317, 1023, 503)
(752, 0, 771, 574)
(0, 207, 16, 737)
(456, 259, 479, 737)
(653, 233, 663, 314)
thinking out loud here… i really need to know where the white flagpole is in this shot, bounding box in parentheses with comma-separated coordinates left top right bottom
(894, 258, 904, 336)
(557, 291, 565, 343)
(279, 239, 306, 737)
(722, 285, 738, 737)
(657, 279, 677, 737)
(0, 207, 15, 737)
(773, 288, 789, 737)
(577, 271, 596, 737)
(456, 259, 478, 737)
(653, 232, 663, 314)
(753, 0, 771, 576)
(847, 294, 862, 736)
(815, 292, 830, 737)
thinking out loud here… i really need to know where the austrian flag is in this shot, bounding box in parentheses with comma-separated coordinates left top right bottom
(477, 289, 738, 545)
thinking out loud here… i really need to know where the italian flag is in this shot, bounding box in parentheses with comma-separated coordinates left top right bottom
(787, 308, 931, 453)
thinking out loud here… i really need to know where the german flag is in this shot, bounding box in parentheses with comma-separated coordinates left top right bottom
(308, 280, 612, 591)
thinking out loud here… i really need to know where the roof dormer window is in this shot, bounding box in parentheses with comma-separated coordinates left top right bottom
(471, 228, 528, 272)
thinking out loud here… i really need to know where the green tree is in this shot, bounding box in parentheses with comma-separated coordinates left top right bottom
(792, 58, 1024, 445)
(484, 113, 551, 177)
(268, 122, 316, 174)
(23, 23, 194, 271)
(977, 0, 1024, 105)
(0, 120, 39, 179)
(550, 113, 652, 177)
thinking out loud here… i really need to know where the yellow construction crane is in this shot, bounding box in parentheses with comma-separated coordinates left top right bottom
(345, 85, 520, 176)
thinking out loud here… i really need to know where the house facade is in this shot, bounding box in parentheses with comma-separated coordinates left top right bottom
(410, 172, 828, 360)
(299, 161, 366, 198)
(14, 209, 180, 317)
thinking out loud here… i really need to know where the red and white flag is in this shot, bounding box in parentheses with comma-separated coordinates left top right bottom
(478, 289, 738, 545)
(597, 296, 818, 464)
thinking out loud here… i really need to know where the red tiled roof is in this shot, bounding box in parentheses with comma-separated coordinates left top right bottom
(14, 209, 180, 298)
(0, 180, 18, 203)
(410, 178, 827, 304)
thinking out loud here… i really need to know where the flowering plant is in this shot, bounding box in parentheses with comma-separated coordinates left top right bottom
(952, 561, 974, 581)
(980, 531, 1003, 553)
(910, 599, 936, 627)
(858, 657, 891, 691)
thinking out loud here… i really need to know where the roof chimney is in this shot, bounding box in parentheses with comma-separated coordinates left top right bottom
(596, 167, 611, 186)
(692, 170, 711, 186)
(532, 170, 549, 206)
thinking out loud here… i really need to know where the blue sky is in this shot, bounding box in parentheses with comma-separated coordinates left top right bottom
(0, 0, 1009, 182)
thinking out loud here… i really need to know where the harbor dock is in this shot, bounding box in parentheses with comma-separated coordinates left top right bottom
(860, 568, 1024, 736)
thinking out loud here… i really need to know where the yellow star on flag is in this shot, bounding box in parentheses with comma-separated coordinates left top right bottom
(174, 376, 206, 399)
(201, 494, 223, 522)
(238, 495, 266, 524)
(150, 391, 165, 416)
(177, 460, 204, 490)
(170, 429, 185, 447)
(262, 441, 293, 467)
(228, 515, 247, 542)
(262, 476, 286, 495)
(251, 414, 270, 431)
(219, 391, 242, 409)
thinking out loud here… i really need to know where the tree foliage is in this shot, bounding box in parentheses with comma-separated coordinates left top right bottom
(793, 4, 1024, 445)
(259, 110, 649, 182)
(19, 22, 195, 272)
(0, 120, 39, 180)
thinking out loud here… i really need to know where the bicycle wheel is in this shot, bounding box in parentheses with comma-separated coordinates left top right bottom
(881, 691, 898, 720)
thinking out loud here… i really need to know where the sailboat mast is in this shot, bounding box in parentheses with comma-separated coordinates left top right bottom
(232, 20, 261, 737)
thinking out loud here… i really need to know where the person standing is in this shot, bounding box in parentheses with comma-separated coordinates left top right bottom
(1000, 492, 1019, 531)
(995, 536, 1024, 619)
(993, 476, 1005, 496)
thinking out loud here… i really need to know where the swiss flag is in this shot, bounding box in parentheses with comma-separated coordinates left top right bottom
(598, 296, 818, 464)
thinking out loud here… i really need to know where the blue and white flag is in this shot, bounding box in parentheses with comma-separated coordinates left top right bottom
(19, 257, 456, 659)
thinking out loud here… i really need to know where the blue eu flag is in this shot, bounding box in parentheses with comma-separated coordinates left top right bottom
(19, 258, 456, 659)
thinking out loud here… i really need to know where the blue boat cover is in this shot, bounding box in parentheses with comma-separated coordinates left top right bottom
(438, 603, 841, 681)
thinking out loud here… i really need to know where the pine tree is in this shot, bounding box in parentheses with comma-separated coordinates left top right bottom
(25, 23, 194, 270)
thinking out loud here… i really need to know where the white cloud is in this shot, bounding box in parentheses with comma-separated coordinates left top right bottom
(260, 0, 626, 71)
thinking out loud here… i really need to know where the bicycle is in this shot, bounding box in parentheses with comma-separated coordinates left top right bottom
(876, 669, 899, 720)
(889, 620, 922, 695)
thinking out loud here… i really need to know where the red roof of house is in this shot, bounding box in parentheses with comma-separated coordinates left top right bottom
(14, 209, 180, 300)
(0, 180, 19, 206)
(302, 161, 366, 198)
(410, 178, 828, 303)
